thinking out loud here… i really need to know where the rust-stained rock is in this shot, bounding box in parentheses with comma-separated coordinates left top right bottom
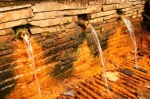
(66, 23, 76, 29)
(138, 32, 150, 56)
(0, 35, 14, 43)
(136, 86, 150, 99)
(0, 49, 13, 56)
(0, 28, 14, 36)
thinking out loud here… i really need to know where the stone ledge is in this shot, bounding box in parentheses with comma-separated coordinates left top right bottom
(0, 4, 31, 12)
(32, 2, 87, 12)
(31, 11, 64, 21)
(29, 16, 77, 27)
(0, 8, 33, 23)
(0, 19, 27, 30)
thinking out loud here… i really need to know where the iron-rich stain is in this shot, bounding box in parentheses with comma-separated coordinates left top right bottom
(0, 64, 15, 99)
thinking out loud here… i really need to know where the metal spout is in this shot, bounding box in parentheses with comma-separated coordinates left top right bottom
(15, 28, 29, 39)
(78, 19, 89, 28)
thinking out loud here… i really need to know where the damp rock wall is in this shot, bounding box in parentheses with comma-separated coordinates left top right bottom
(0, 0, 146, 98)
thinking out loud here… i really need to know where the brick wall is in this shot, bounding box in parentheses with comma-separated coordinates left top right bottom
(0, 0, 146, 98)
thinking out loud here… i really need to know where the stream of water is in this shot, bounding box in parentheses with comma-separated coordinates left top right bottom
(89, 24, 109, 88)
(23, 34, 42, 98)
(123, 18, 139, 69)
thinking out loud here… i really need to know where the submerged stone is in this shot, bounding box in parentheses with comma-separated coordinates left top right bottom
(119, 68, 134, 77)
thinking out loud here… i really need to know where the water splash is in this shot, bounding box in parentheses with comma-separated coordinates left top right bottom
(22, 34, 42, 98)
(123, 18, 139, 69)
(89, 24, 109, 88)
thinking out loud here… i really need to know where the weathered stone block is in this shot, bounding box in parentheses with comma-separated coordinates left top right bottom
(31, 11, 64, 21)
(124, 10, 135, 14)
(105, 0, 113, 4)
(122, 8, 131, 11)
(135, 4, 144, 8)
(107, 18, 117, 23)
(105, 0, 120, 4)
(0, 19, 27, 30)
(0, 35, 14, 43)
(124, 14, 132, 17)
(0, 4, 31, 12)
(30, 25, 66, 34)
(102, 5, 115, 11)
(0, 42, 12, 50)
(84, 5, 101, 13)
(0, 28, 14, 36)
(91, 10, 116, 18)
(66, 23, 76, 29)
(99, 0, 106, 4)
(63, 10, 84, 15)
(133, 1, 141, 5)
(89, 17, 103, 23)
(58, 29, 74, 39)
(29, 16, 77, 27)
(103, 15, 117, 20)
(57, 38, 71, 47)
(30, 27, 49, 34)
(131, 15, 137, 18)
(32, 2, 86, 12)
(131, 17, 143, 23)
(116, 3, 133, 9)
(120, 0, 129, 3)
(89, 1, 103, 5)
(0, 8, 33, 23)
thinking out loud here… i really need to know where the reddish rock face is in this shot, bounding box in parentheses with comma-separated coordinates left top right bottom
(138, 32, 150, 56)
